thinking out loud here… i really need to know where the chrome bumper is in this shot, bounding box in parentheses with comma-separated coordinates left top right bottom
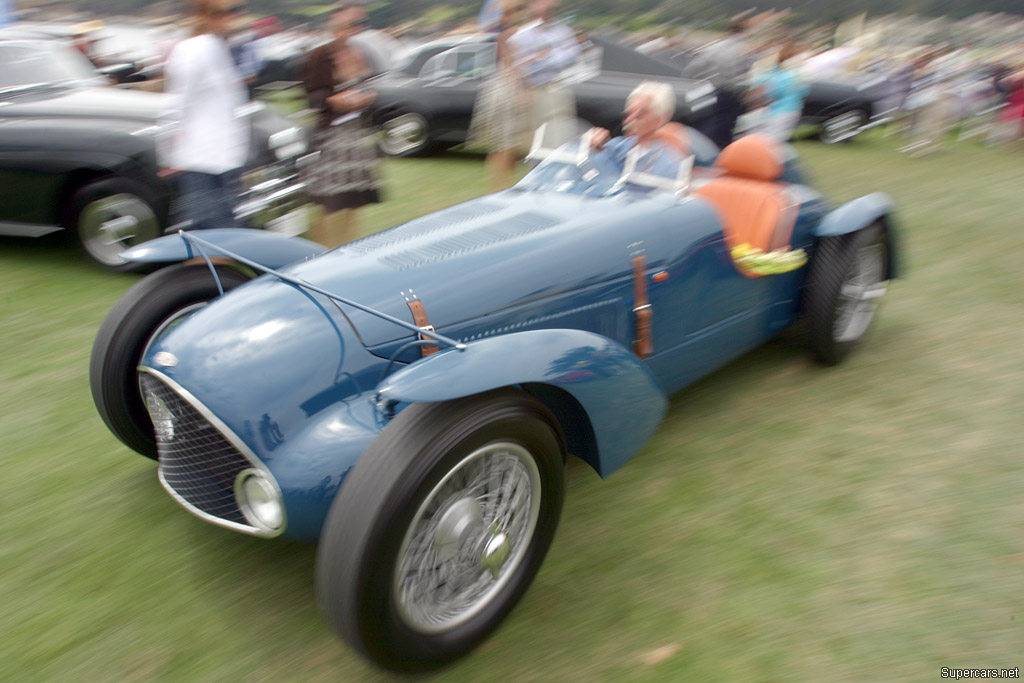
(165, 167, 309, 235)
(234, 172, 308, 232)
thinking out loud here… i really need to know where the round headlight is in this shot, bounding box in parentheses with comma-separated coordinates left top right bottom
(235, 470, 284, 532)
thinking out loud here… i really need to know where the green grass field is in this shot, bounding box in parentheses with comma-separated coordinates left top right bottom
(2, 132, 1022, 682)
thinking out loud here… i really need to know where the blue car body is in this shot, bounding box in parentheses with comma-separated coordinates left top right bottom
(132, 142, 896, 543)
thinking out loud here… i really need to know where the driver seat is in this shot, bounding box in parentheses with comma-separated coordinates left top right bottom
(693, 134, 798, 269)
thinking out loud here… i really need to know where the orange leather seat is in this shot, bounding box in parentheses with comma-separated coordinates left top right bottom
(693, 134, 798, 272)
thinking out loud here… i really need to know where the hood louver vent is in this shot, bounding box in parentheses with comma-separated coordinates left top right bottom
(379, 211, 561, 270)
(344, 202, 503, 255)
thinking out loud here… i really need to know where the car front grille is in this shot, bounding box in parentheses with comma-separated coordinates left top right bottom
(140, 372, 254, 530)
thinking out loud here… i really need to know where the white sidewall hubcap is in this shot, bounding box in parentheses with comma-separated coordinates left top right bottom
(79, 193, 159, 266)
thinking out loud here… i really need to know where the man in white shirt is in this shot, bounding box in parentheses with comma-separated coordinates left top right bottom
(159, 0, 249, 230)
(508, 0, 581, 150)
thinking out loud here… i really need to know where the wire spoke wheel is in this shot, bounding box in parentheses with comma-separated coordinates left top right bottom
(834, 243, 888, 343)
(316, 389, 565, 672)
(394, 442, 541, 633)
(805, 223, 890, 365)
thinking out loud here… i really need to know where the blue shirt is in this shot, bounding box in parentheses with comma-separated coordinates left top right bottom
(753, 65, 809, 116)
(598, 135, 686, 183)
(508, 19, 581, 88)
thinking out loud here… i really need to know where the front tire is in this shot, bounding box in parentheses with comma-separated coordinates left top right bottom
(69, 177, 163, 270)
(804, 224, 889, 365)
(316, 389, 566, 672)
(89, 263, 251, 458)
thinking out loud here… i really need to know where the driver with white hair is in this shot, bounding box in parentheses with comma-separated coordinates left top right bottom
(587, 81, 686, 180)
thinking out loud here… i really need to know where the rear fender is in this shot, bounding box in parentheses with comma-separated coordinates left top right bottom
(120, 228, 325, 269)
(814, 193, 899, 278)
(375, 329, 668, 477)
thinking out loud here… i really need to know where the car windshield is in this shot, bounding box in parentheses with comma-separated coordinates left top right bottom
(517, 139, 692, 198)
(0, 41, 98, 90)
(393, 43, 436, 75)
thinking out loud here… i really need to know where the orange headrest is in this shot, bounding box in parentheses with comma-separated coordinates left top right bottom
(714, 134, 785, 181)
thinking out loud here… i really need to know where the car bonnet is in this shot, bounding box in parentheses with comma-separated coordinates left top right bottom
(278, 189, 693, 353)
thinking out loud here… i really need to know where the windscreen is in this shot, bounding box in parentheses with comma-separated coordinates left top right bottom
(0, 42, 98, 90)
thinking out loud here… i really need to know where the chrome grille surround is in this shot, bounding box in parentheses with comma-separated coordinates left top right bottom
(139, 368, 286, 538)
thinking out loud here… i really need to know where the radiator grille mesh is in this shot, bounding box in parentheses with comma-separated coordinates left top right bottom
(141, 373, 251, 527)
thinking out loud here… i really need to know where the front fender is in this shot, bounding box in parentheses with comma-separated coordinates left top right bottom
(814, 192, 899, 278)
(120, 228, 326, 269)
(375, 329, 668, 477)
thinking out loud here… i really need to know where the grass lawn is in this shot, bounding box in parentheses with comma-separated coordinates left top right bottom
(1, 131, 1022, 681)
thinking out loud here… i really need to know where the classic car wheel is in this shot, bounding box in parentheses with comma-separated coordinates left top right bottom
(819, 109, 868, 144)
(805, 224, 889, 365)
(70, 178, 163, 270)
(378, 112, 431, 157)
(90, 263, 251, 458)
(316, 389, 565, 672)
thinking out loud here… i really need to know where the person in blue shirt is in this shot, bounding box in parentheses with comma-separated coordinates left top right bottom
(508, 0, 582, 150)
(751, 41, 809, 142)
(586, 81, 686, 183)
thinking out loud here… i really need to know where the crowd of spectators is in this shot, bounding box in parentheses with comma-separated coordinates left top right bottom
(9, 2, 1023, 245)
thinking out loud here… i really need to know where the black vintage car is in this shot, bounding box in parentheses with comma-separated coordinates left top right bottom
(800, 79, 875, 144)
(0, 31, 308, 269)
(648, 39, 878, 144)
(367, 34, 718, 157)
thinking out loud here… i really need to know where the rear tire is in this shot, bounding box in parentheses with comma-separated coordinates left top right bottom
(317, 389, 566, 672)
(90, 263, 250, 457)
(804, 224, 889, 365)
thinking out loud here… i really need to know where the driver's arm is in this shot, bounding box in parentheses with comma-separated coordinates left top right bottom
(589, 134, 634, 175)
(587, 127, 611, 150)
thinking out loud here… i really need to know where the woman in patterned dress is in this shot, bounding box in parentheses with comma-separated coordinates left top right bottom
(302, 4, 381, 247)
(468, 0, 529, 191)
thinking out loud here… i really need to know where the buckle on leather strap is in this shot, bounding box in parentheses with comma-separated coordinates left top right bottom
(631, 254, 653, 359)
(406, 299, 439, 356)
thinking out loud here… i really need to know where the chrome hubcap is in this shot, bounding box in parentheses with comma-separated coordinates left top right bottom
(433, 498, 485, 563)
(394, 442, 541, 634)
(380, 114, 426, 156)
(834, 243, 887, 343)
(79, 193, 159, 266)
(481, 532, 511, 580)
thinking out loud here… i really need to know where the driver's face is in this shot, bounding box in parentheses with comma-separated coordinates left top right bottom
(623, 94, 661, 141)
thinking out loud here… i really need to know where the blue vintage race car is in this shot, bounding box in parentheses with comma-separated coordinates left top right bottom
(90, 132, 897, 671)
